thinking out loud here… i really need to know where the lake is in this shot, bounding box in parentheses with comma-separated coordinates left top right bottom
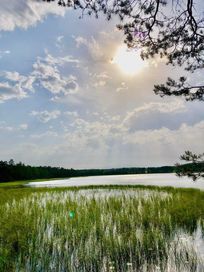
(27, 173, 204, 190)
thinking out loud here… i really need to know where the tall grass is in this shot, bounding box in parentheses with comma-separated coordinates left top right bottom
(0, 186, 204, 271)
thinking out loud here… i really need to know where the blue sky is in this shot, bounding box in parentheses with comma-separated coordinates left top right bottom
(0, 1, 203, 168)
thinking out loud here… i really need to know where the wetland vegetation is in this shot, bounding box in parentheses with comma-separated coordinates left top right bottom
(0, 185, 204, 271)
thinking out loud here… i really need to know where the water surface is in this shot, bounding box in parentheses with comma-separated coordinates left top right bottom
(27, 173, 204, 190)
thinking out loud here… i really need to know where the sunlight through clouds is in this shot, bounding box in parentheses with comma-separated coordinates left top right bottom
(0, 2, 203, 167)
(111, 45, 148, 76)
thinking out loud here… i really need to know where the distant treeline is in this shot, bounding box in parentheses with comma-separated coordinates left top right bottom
(0, 159, 175, 182)
(0, 159, 203, 183)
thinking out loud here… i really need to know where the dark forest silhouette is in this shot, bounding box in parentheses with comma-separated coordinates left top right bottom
(0, 159, 173, 182)
(1, 159, 203, 182)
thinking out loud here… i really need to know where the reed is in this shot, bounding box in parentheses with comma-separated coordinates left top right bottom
(0, 185, 204, 271)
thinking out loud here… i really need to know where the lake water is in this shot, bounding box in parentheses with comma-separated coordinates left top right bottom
(27, 173, 204, 190)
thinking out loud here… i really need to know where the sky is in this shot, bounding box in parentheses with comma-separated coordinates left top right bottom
(0, 0, 203, 169)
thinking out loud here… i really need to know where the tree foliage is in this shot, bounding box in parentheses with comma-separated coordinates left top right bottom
(44, 0, 204, 101)
(175, 151, 204, 181)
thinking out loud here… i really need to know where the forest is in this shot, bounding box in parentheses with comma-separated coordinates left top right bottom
(0, 159, 203, 182)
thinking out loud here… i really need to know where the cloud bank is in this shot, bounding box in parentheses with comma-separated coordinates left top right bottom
(0, 0, 65, 31)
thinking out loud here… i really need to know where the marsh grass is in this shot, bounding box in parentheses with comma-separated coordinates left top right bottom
(0, 177, 70, 188)
(0, 185, 204, 271)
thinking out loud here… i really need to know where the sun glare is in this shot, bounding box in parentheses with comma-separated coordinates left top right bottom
(112, 45, 147, 75)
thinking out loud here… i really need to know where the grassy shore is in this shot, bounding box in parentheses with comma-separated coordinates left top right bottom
(0, 185, 204, 271)
(0, 177, 71, 188)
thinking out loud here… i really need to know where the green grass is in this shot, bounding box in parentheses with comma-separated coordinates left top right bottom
(0, 177, 70, 188)
(0, 180, 28, 188)
(0, 185, 204, 271)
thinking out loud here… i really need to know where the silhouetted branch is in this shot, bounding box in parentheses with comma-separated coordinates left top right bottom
(154, 77, 204, 101)
(44, 0, 204, 101)
(175, 151, 204, 181)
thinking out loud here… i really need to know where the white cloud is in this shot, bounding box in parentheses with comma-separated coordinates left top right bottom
(0, 82, 27, 102)
(0, 52, 79, 102)
(95, 72, 111, 80)
(0, 0, 65, 31)
(3, 71, 35, 91)
(30, 131, 58, 139)
(32, 54, 79, 95)
(0, 122, 28, 132)
(93, 80, 107, 88)
(19, 124, 28, 130)
(123, 121, 204, 152)
(57, 36, 64, 43)
(70, 118, 203, 166)
(43, 53, 79, 66)
(2, 110, 203, 168)
(15, 117, 203, 168)
(64, 111, 79, 118)
(0, 71, 35, 102)
(60, 107, 203, 160)
(90, 71, 111, 88)
(116, 82, 128, 92)
(75, 36, 104, 61)
(123, 99, 187, 128)
(31, 110, 61, 123)
(56, 35, 64, 49)
(66, 117, 126, 151)
(0, 50, 10, 58)
(0, 123, 14, 132)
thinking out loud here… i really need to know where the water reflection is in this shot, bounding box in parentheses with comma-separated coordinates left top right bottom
(27, 173, 204, 190)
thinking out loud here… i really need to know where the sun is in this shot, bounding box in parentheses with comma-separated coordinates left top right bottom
(112, 45, 147, 75)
